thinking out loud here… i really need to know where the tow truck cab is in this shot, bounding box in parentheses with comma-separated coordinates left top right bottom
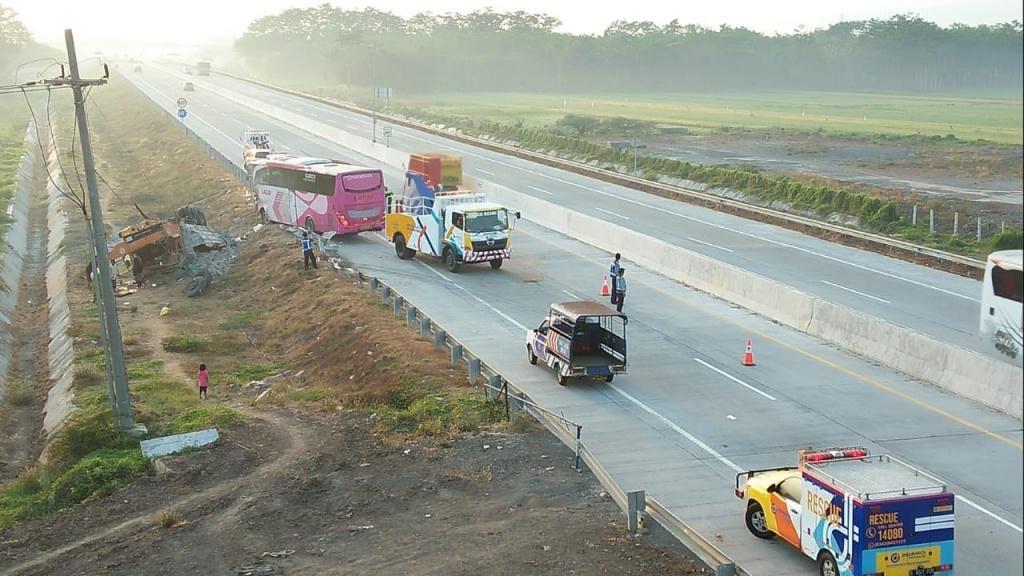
(736, 448, 954, 576)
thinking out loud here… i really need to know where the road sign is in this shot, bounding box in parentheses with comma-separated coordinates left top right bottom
(177, 108, 188, 119)
(176, 97, 188, 108)
(382, 126, 392, 137)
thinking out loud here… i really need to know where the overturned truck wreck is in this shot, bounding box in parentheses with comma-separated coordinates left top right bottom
(105, 204, 233, 297)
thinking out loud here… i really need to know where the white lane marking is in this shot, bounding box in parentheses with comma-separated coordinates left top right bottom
(185, 72, 979, 304)
(132, 77, 242, 149)
(687, 236, 735, 253)
(416, 261, 527, 332)
(595, 207, 630, 221)
(694, 358, 776, 401)
(528, 185, 553, 196)
(957, 495, 1023, 533)
(366, 222, 1023, 536)
(477, 169, 496, 176)
(607, 383, 744, 473)
(562, 289, 581, 300)
(388, 122, 980, 303)
(821, 280, 891, 304)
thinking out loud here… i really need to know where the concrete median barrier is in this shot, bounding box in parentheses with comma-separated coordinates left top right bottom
(167, 71, 1023, 419)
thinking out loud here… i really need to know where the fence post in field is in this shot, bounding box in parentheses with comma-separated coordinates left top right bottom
(912, 204, 918, 226)
(953, 212, 959, 236)
(929, 209, 935, 233)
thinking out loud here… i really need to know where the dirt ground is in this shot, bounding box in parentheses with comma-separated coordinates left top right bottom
(645, 132, 1024, 225)
(0, 80, 707, 576)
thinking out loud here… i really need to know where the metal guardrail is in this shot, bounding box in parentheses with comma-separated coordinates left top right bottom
(131, 69, 747, 576)
(216, 70, 986, 276)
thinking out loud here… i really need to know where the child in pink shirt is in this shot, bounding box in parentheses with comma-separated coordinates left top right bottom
(197, 364, 209, 399)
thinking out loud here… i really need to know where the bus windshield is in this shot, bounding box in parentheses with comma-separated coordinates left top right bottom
(465, 209, 508, 233)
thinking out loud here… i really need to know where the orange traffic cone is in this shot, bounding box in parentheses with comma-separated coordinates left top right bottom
(741, 340, 756, 366)
(600, 276, 611, 297)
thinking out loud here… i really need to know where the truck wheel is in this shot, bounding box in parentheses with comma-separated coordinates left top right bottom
(818, 552, 839, 576)
(745, 502, 774, 540)
(555, 365, 568, 386)
(604, 374, 615, 382)
(527, 345, 538, 365)
(443, 247, 461, 273)
(394, 234, 415, 260)
(305, 217, 316, 235)
(489, 259, 503, 270)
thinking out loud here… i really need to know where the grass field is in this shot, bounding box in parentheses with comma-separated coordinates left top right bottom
(388, 90, 1024, 145)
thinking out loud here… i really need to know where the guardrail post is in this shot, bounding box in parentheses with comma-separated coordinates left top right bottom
(627, 490, 646, 533)
(486, 375, 500, 401)
(451, 344, 463, 368)
(369, 277, 378, 296)
(468, 358, 480, 385)
(419, 317, 431, 340)
(392, 296, 404, 317)
(715, 565, 737, 576)
(406, 307, 416, 328)
(574, 426, 582, 470)
(380, 285, 391, 305)
(434, 330, 446, 350)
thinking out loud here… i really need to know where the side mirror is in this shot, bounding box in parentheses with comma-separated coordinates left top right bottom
(515, 211, 521, 219)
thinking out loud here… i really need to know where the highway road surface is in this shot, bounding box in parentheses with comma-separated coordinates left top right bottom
(120, 65, 1023, 576)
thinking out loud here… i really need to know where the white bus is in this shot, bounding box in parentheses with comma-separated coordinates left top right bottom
(980, 249, 1023, 364)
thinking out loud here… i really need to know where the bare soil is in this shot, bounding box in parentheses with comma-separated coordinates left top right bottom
(646, 132, 1023, 225)
(0, 79, 706, 576)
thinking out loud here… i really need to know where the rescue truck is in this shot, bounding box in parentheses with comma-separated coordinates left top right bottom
(736, 447, 954, 576)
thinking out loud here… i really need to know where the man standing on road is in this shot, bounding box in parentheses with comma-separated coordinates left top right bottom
(301, 231, 318, 270)
(131, 253, 145, 289)
(609, 253, 622, 304)
(613, 268, 627, 313)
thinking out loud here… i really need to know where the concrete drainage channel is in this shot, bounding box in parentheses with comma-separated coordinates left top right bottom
(40, 138, 76, 457)
(129, 89, 747, 575)
(0, 123, 37, 402)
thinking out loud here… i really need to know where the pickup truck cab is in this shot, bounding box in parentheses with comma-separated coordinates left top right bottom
(527, 301, 627, 385)
(736, 448, 954, 576)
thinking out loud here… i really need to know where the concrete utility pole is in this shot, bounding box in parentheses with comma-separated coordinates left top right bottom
(60, 29, 135, 430)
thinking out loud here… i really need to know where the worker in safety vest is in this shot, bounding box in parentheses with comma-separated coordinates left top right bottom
(300, 232, 318, 270)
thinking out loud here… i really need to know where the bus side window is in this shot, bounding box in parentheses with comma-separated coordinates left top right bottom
(993, 267, 1023, 303)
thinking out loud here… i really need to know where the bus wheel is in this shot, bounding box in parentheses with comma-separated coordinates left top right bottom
(444, 247, 461, 273)
(527, 345, 538, 365)
(259, 208, 268, 224)
(489, 259, 503, 270)
(394, 234, 414, 260)
(305, 217, 316, 235)
(817, 552, 839, 576)
(745, 502, 774, 540)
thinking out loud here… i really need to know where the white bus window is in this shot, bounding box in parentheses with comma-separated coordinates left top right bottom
(992, 267, 1023, 303)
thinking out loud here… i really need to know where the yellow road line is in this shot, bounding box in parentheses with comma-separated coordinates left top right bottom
(520, 229, 1023, 450)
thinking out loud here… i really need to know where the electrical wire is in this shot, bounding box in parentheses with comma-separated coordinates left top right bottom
(68, 86, 92, 199)
(17, 86, 88, 214)
(95, 171, 131, 207)
(44, 86, 87, 206)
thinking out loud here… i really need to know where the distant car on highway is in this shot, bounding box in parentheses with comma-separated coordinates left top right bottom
(133, 65, 142, 73)
(184, 65, 193, 75)
(183, 82, 195, 92)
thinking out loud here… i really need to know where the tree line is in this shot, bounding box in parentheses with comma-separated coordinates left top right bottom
(235, 6, 1023, 94)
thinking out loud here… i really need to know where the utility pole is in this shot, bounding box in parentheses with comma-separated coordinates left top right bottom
(59, 29, 136, 430)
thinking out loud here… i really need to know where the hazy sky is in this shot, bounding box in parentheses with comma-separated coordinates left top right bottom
(8, 0, 1023, 49)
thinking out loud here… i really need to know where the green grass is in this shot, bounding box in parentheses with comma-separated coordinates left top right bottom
(387, 90, 1024, 145)
(217, 310, 263, 331)
(375, 380, 503, 438)
(0, 350, 243, 528)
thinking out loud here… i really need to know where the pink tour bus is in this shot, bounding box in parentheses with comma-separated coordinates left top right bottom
(250, 155, 386, 235)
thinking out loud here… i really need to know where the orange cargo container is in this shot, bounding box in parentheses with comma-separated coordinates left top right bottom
(409, 153, 462, 189)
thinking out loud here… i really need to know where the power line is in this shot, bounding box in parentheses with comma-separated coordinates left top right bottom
(45, 86, 87, 205)
(17, 86, 87, 213)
